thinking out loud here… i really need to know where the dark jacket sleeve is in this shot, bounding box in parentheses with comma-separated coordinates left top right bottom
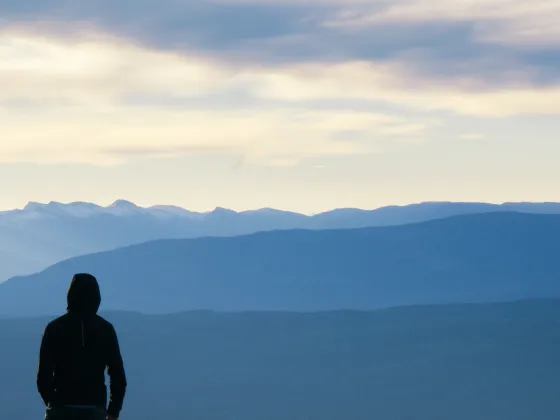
(106, 324, 127, 418)
(37, 323, 55, 406)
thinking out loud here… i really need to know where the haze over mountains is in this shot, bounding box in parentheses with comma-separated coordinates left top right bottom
(2, 211, 559, 317)
(2, 199, 560, 282)
(2, 202, 559, 420)
(2, 300, 559, 420)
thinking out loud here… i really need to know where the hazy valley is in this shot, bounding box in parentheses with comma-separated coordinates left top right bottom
(1, 201, 559, 420)
(2, 300, 559, 420)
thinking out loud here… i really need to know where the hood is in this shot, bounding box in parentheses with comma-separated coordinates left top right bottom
(66, 273, 101, 315)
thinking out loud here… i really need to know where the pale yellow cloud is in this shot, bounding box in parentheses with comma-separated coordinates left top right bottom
(0, 31, 229, 105)
(0, 30, 431, 165)
(0, 103, 428, 165)
(459, 133, 486, 141)
(0, 29, 558, 166)
(249, 61, 560, 117)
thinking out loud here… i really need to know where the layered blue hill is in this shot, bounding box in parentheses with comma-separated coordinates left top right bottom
(1, 200, 560, 282)
(1, 212, 559, 316)
(1, 300, 560, 420)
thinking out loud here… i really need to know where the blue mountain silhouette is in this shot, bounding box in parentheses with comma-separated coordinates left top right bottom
(1, 212, 559, 316)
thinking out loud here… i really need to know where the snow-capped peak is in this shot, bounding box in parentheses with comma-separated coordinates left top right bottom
(109, 199, 138, 208)
(3, 200, 213, 221)
(23, 201, 46, 212)
(20, 201, 103, 218)
(106, 200, 142, 216)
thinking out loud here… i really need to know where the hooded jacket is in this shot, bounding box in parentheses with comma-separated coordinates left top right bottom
(37, 273, 127, 418)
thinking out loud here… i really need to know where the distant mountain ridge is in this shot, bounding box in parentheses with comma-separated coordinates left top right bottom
(5, 199, 560, 221)
(2, 212, 560, 317)
(1, 199, 560, 282)
(1, 200, 200, 220)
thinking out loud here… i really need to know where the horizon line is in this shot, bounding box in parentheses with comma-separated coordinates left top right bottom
(1, 199, 559, 217)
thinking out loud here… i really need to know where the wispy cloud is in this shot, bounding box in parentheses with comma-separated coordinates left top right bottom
(325, 0, 560, 46)
(459, 133, 486, 141)
(0, 0, 558, 166)
(4, 30, 557, 118)
(0, 30, 437, 166)
(0, 0, 558, 72)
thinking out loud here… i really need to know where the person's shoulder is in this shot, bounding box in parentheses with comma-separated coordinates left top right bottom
(43, 313, 71, 333)
(94, 314, 116, 330)
(47, 313, 71, 326)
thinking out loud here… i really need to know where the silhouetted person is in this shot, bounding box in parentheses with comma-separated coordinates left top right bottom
(37, 273, 127, 420)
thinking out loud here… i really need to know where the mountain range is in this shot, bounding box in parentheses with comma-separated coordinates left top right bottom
(2, 199, 560, 282)
(2, 211, 559, 317)
(2, 300, 559, 420)
(2, 201, 558, 419)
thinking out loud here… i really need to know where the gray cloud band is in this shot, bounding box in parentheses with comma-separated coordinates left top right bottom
(0, 0, 558, 87)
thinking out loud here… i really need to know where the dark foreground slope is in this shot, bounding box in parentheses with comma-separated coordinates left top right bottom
(2, 300, 560, 420)
(2, 212, 560, 316)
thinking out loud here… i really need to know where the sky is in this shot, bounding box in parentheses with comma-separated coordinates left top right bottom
(0, 0, 559, 213)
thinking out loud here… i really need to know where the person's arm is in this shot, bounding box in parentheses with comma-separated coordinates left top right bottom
(37, 323, 56, 406)
(106, 324, 127, 419)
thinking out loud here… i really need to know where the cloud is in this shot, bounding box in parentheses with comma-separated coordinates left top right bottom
(1, 28, 559, 167)
(0, 31, 230, 105)
(0, 0, 558, 83)
(0, 0, 559, 168)
(0, 31, 436, 165)
(247, 60, 560, 116)
(0, 105, 427, 165)
(3, 29, 554, 114)
(13, 100, 436, 151)
(318, 0, 560, 86)
(326, 0, 560, 46)
(459, 133, 486, 141)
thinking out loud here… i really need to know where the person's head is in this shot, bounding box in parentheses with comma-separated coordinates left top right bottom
(66, 273, 101, 314)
